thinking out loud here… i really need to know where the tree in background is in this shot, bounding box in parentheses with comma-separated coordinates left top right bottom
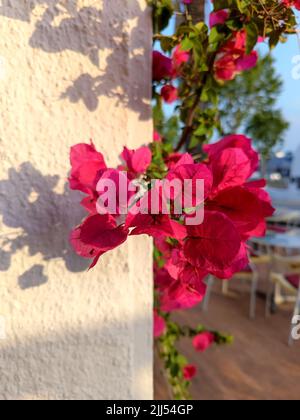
(218, 54, 289, 159)
(246, 110, 289, 175)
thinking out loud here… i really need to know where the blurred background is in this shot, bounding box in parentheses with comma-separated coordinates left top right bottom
(155, 2, 300, 401)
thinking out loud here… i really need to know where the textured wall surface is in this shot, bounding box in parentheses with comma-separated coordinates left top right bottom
(0, 0, 153, 400)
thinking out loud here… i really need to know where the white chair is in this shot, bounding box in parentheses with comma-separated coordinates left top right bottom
(202, 255, 270, 319)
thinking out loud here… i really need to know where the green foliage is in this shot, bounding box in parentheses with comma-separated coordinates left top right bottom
(157, 316, 233, 400)
(218, 54, 289, 156)
(151, 0, 296, 400)
(148, 0, 175, 33)
(152, 0, 297, 151)
(246, 109, 289, 159)
(218, 54, 283, 132)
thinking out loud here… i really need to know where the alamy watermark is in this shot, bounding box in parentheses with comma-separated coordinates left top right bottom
(291, 315, 300, 341)
(95, 173, 205, 225)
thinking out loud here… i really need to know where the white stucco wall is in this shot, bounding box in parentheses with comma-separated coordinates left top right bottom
(0, 0, 153, 400)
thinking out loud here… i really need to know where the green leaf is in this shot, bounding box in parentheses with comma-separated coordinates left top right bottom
(245, 22, 259, 55)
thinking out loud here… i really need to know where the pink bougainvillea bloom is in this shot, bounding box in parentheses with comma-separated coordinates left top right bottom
(69, 142, 107, 194)
(183, 365, 197, 381)
(127, 212, 187, 241)
(172, 44, 189, 76)
(153, 131, 162, 143)
(173, 45, 189, 67)
(70, 214, 129, 269)
(165, 247, 208, 285)
(211, 242, 249, 280)
(213, 30, 258, 81)
(236, 51, 259, 72)
(80, 195, 98, 215)
(125, 183, 188, 240)
(155, 267, 174, 292)
(96, 168, 135, 216)
(193, 332, 215, 352)
(203, 134, 259, 175)
(209, 147, 253, 196)
(164, 152, 191, 170)
(160, 279, 206, 312)
(183, 211, 243, 277)
(153, 51, 172, 82)
(209, 10, 229, 28)
(166, 161, 213, 206)
(207, 186, 274, 241)
(120, 146, 152, 178)
(154, 311, 166, 338)
(161, 84, 178, 104)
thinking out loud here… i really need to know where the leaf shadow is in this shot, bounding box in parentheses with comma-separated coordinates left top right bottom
(0, 0, 150, 119)
(0, 162, 89, 288)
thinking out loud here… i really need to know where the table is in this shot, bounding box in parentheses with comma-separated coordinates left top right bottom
(251, 230, 300, 251)
(267, 208, 300, 224)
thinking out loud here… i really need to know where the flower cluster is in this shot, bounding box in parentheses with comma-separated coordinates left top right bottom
(153, 45, 189, 103)
(69, 0, 296, 398)
(69, 134, 274, 327)
(153, 135, 274, 318)
(213, 30, 259, 81)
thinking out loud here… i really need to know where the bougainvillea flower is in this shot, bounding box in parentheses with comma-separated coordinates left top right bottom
(214, 54, 237, 81)
(69, 142, 107, 194)
(183, 211, 244, 277)
(183, 365, 197, 380)
(80, 195, 98, 215)
(207, 185, 274, 240)
(193, 332, 215, 352)
(161, 84, 178, 104)
(153, 131, 162, 143)
(203, 134, 259, 175)
(125, 182, 188, 240)
(154, 311, 166, 338)
(172, 44, 189, 76)
(154, 237, 173, 260)
(160, 279, 206, 312)
(166, 162, 213, 206)
(209, 10, 229, 28)
(236, 52, 259, 72)
(213, 31, 258, 81)
(70, 214, 129, 269)
(208, 147, 254, 197)
(120, 146, 152, 179)
(173, 153, 195, 168)
(155, 267, 174, 292)
(212, 242, 249, 280)
(159, 247, 207, 310)
(127, 212, 187, 241)
(153, 51, 173, 81)
(96, 169, 135, 216)
(165, 248, 207, 284)
(165, 152, 191, 170)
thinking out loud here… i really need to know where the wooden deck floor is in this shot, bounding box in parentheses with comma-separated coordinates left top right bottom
(154, 283, 300, 400)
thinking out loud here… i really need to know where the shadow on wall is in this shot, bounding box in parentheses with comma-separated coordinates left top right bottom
(0, 0, 150, 117)
(0, 162, 89, 287)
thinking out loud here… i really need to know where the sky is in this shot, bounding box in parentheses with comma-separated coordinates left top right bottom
(161, 7, 300, 153)
(272, 28, 300, 152)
